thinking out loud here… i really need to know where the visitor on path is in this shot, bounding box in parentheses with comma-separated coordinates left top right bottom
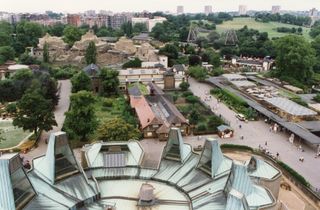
(299, 157, 304, 162)
(239, 124, 242, 129)
(276, 152, 279, 159)
(240, 135, 244, 140)
(265, 141, 268, 146)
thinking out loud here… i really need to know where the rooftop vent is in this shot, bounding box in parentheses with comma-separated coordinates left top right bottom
(138, 183, 155, 206)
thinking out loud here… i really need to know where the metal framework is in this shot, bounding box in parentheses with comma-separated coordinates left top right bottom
(224, 30, 238, 46)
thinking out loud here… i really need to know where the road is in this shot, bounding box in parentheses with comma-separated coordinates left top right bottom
(24, 80, 71, 160)
(188, 77, 320, 188)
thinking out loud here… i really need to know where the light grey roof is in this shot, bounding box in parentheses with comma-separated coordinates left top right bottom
(0, 153, 37, 210)
(265, 97, 317, 116)
(196, 138, 232, 179)
(162, 128, 191, 163)
(83, 64, 100, 76)
(226, 189, 250, 210)
(33, 132, 80, 185)
(246, 156, 280, 180)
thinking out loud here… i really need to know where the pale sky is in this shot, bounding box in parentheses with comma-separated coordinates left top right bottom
(0, 0, 319, 13)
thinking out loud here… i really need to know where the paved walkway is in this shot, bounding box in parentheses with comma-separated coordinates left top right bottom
(188, 77, 320, 188)
(24, 80, 71, 160)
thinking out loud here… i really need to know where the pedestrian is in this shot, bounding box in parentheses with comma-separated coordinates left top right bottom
(265, 141, 268, 146)
(276, 152, 279, 159)
(269, 126, 272, 132)
(239, 124, 242, 129)
(240, 135, 244, 140)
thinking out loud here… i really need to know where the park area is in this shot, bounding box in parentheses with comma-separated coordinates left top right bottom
(0, 120, 33, 150)
(216, 17, 312, 40)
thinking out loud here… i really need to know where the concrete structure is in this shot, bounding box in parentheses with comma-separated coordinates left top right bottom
(177, 5, 184, 15)
(118, 68, 184, 90)
(108, 14, 129, 29)
(231, 56, 274, 71)
(131, 16, 167, 32)
(271, 6, 281, 14)
(238, 5, 247, 15)
(222, 73, 256, 88)
(204, 5, 213, 15)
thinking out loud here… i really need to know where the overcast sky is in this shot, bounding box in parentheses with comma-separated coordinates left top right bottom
(0, 0, 319, 13)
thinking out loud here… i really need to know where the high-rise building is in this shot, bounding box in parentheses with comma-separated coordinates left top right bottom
(309, 8, 319, 17)
(271, 6, 281, 14)
(84, 10, 96, 17)
(204, 5, 213, 15)
(108, 14, 128, 29)
(177, 6, 184, 15)
(238, 5, 247, 16)
(67, 14, 82, 26)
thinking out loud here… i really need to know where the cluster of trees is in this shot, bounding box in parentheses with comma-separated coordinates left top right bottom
(272, 35, 316, 86)
(277, 27, 303, 34)
(4, 69, 59, 136)
(255, 13, 311, 26)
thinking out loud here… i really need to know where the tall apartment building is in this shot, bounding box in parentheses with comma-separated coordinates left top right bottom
(108, 14, 128, 29)
(204, 5, 213, 15)
(177, 6, 184, 15)
(67, 14, 82, 26)
(310, 8, 319, 17)
(238, 5, 247, 16)
(84, 10, 96, 17)
(271, 6, 281, 14)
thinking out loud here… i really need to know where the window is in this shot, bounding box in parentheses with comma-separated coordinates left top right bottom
(147, 132, 153, 137)
(10, 168, 35, 210)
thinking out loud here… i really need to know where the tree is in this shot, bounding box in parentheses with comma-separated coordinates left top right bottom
(85, 41, 97, 64)
(159, 44, 179, 66)
(122, 58, 142, 68)
(188, 66, 207, 81)
(97, 118, 141, 141)
(63, 25, 82, 46)
(43, 42, 50, 63)
(100, 68, 119, 96)
(188, 55, 202, 66)
(274, 35, 316, 82)
(71, 71, 91, 93)
(133, 23, 148, 34)
(0, 46, 15, 64)
(47, 23, 65, 37)
(38, 73, 59, 106)
(13, 88, 57, 135)
(64, 91, 97, 141)
(179, 81, 190, 91)
(121, 21, 133, 37)
(189, 109, 200, 125)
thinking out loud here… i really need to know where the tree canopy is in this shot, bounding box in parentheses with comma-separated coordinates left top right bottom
(100, 68, 119, 96)
(71, 71, 91, 93)
(63, 25, 82, 46)
(85, 41, 97, 64)
(274, 35, 316, 82)
(13, 88, 57, 135)
(64, 91, 97, 141)
(97, 118, 141, 141)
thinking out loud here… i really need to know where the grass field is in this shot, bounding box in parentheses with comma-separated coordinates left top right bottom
(0, 121, 32, 149)
(216, 17, 312, 40)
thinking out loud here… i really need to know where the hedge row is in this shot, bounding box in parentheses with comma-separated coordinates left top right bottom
(276, 160, 310, 187)
(220, 144, 254, 152)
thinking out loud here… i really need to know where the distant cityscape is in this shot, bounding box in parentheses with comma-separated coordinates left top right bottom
(0, 5, 319, 28)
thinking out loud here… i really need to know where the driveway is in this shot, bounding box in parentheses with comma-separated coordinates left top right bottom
(24, 80, 72, 160)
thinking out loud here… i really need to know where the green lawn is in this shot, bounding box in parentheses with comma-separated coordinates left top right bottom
(216, 17, 312, 40)
(0, 121, 32, 149)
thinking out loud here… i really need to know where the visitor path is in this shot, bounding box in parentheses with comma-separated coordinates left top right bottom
(187, 77, 320, 188)
(24, 80, 71, 160)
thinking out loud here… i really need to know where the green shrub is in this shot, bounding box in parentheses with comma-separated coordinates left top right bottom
(196, 123, 207, 132)
(179, 81, 190, 91)
(290, 97, 308, 107)
(211, 67, 224, 76)
(185, 95, 199, 104)
(313, 94, 320, 103)
(103, 98, 113, 107)
(207, 115, 224, 130)
(182, 91, 193, 97)
(6, 103, 17, 113)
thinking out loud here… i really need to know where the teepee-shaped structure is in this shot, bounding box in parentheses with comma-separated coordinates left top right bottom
(0, 154, 36, 210)
(162, 128, 191, 163)
(196, 138, 232, 178)
(33, 132, 80, 184)
(225, 189, 250, 210)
